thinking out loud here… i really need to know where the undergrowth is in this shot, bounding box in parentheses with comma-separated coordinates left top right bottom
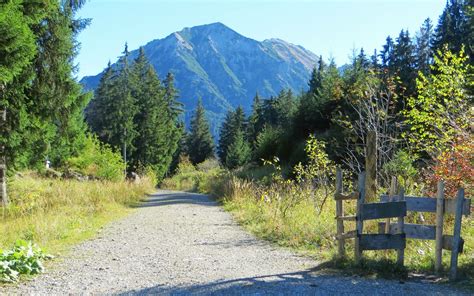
(162, 158, 473, 290)
(0, 172, 154, 263)
(0, 240, 52, 283)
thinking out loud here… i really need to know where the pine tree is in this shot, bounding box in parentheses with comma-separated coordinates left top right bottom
(247, 93, 264, 149)
(433, 0, 468, 54)
(218, 106, 246, 165)
(186, 99, 215, 164)
(0, 0, 42, 169)
(392, 30, 417, 99)
(308, 56, 325, 95)
(416, 18, 435, 75)
(2, 0, 91, 169)
(91, 44, 138, 169)
(129, 48, 168, 174)
(225, 129, 251, 169)
(86, 61, 114, 142)
(380, 36, 395, 70)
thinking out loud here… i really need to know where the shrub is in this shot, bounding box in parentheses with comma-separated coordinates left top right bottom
(424, 137, 473, 197)
(383, 150, 418, 191)
(0, 240, 52, 283)
(66, 135, 125, 181)
(255, 126, 281, 161)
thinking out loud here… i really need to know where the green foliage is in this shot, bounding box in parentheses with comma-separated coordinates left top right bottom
(1, 0, 91, 170)
(225, 129, 251, 169)
(87, 47, 182, 179)
(255, 125, 281, 161)
(404, 47, 472, 157)
(218, 106, 246, 164)
(0, 1, 36, 85)
(161, 155, 224, 193)
(383, 150, 418, 189)
(0, 240, 52, 283)
(186, 99, 215, 164)
(66, 135, 125, 181)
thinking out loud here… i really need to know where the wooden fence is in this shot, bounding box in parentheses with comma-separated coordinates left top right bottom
(335, 168, 471, 280)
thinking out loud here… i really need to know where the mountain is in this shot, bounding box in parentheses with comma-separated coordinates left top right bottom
(80, 22, 318, 137)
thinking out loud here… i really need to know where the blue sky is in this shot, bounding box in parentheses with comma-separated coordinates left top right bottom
(76, 0, 446, 78)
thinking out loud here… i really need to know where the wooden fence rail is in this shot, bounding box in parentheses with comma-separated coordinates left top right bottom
(334, 169, 471, 281)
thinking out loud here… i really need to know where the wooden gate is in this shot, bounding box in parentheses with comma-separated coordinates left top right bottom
(335, 170, 407, 265)
(335, 169, 471, 280)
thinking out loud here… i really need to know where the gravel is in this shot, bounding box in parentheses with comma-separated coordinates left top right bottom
(2, 190, 468, 295)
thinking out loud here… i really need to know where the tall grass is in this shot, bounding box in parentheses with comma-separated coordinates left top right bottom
(0, 172, 154, 253)
(162, 162, 473, 288)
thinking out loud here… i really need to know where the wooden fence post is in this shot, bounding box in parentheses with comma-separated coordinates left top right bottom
(335, 167, 345, 258)
(385, 177, 398, 234)
(365, 131, 377, 202)
(450, 188, 465, 281)
(435, 181, 445, 273)
(396, 187, 405, 266)
(355, 171, 366, 264)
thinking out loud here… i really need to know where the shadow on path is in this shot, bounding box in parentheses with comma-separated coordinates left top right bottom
(116, 263, 357, 295)
(133, 192, 218, 208)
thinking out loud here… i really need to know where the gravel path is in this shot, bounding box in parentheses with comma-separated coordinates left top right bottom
(3, 190, 468, 295)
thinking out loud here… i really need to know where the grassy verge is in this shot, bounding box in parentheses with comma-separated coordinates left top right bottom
(1, 172, 154, 256)
(162, 163, 473, 291)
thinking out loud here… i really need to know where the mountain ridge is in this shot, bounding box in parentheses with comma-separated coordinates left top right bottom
(80, 22, 318, 137)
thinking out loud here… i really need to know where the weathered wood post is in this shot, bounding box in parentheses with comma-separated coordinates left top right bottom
(450, 188, 465, 280)
(335, 168, 344, 258)
(385, 177, 398, 234)
(355, 171, 366, 264)
(365, 131, 377, 202)
(0, 108, 7, 206)
(396, 187, 405, 266)
(435, 181, 445, 273)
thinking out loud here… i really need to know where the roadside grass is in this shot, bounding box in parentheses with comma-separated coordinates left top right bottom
(0, 172, 154, 257)
(162, 163, 474, 291)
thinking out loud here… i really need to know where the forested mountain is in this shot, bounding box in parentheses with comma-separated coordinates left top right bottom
(80, 22, 318, 136)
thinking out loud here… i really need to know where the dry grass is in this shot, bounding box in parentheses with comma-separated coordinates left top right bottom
(163, 165, 473, 289)
(0, 172, 154, 254)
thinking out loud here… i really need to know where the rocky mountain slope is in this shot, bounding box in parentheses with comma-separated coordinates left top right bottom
(80, 22, 318, 136)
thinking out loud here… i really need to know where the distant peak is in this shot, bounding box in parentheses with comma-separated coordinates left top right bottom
(193, 22, 229, 30)
(179, 22, 240, 37)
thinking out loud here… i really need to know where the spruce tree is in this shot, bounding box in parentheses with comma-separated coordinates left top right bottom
(392, 30, 417, 99)
(186, 99, 215, 164)
(218, 106, 246, 165)
(225, 129, 251, 169)
(247, 93, 264, 150)
(130, 48, 167, 174)
(2, 0, 91, 169)
(91, 44, 138, 169)
(433, 0, 468, 54)
(416, 18, 434, 75)
(0, 0, 42, 169)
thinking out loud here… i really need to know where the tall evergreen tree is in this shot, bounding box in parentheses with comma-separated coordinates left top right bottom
(225, 129, 251, 169)
(186, 99, 215, 164)
(247, 93, 264, 149)
(433, 0, 469, 54)
(392, 30, 417, 99)
(2, 0, 91, 169)
(218, 106, 246, 165)
(416, 18, 435, 75)
(129, 48, 168, 174)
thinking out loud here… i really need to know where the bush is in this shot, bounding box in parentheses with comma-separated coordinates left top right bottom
(424, 137, 473, 197)
(66, 135, 125, 181)
(383, 150, 418, 191)
(0, 240, 52, 283)
(255, 126, 281, 161)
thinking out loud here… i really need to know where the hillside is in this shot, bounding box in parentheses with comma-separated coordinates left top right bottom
(80, 22, 318, 136)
